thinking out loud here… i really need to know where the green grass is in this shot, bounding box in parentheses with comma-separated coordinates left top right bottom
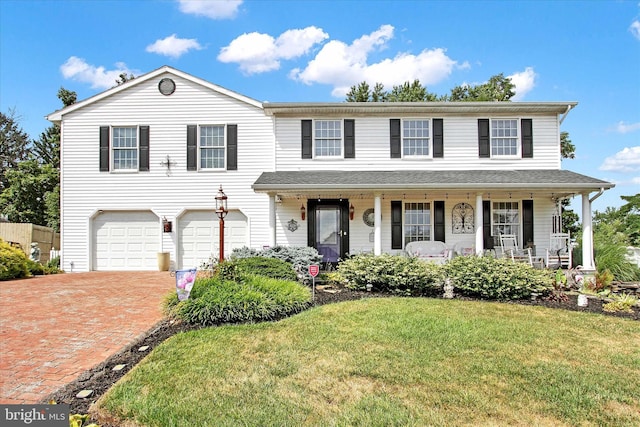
(96, 298, 640, 426)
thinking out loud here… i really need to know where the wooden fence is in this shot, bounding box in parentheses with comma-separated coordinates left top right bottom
(0, 223, 60, 263)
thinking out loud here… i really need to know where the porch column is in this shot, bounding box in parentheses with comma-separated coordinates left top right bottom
(581, 192, 595, 271)
(475, 193, 484, 255)
(374, 194, 382, 255)
(268, 194, 276, 247)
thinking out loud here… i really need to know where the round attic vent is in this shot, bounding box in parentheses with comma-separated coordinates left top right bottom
(158, 78, 176, 96)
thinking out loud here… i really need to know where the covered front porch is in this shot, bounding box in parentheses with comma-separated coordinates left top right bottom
(253, 170, 614, 271)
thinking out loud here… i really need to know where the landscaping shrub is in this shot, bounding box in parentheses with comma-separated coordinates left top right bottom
(164, 274, 311, 326)
(443, 256, 553, 300)
(594, 243, 640, 282)
(337, 253, 444, 296)
(231, 245, 323, 279)
(0, 239, 29, 280)
(26, 259, 45, 276)
(218, 256, 298, 281)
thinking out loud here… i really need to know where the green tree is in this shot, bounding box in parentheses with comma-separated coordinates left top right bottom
(447, 74, 515, 101)
(0, 109, 31, 190)
(115, 73, 135, 86)
(386, 80, 439, 102)
(0, 160, 58, 225)
(560, 131, 575, 159)
(345, 81, 387, 102)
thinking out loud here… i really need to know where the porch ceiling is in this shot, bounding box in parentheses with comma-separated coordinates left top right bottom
(253, 169, 613, 200)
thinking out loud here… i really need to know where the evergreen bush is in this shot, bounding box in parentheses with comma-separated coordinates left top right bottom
(443, 256, 553, 300)
(0, 239, 29, 280)
(337, 253, 444, 295)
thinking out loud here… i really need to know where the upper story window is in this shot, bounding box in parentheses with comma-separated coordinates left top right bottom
(112, 127, 138, 170)
(200, 125, 225, 169)
(403, 120, 430, 157)
(315, 120, 342, 157)
(491, 119, 518, 157)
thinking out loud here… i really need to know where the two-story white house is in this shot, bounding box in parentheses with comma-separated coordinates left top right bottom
(48, 66, 613, 272)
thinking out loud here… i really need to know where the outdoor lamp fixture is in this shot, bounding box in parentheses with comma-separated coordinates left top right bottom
(349, 203, 355, 220)
(300, 204, 306, 221)
(215, 185, 228, 262)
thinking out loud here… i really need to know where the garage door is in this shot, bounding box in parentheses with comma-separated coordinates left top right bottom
(178, 210, 248, 269)
(93, 211, 160, 271)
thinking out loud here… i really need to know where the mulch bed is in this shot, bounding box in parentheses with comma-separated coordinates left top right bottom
(43, 287, 638, 423)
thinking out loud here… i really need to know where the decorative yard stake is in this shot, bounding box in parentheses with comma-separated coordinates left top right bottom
(175, 268, 197, 301)
(309, 264, 319, 303)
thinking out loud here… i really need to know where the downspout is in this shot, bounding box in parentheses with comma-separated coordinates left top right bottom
(589, 187, 604, 203)
(559, 104, 573, 125)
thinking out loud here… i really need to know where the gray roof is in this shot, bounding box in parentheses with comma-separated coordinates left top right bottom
(253, 169, 613, 192)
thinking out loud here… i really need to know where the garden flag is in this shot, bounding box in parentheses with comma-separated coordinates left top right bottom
(175, 268, 197, 301)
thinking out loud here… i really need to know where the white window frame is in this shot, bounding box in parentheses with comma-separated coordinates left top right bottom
(404, 201, 432, 246)
(111, 126, 138, 172)
(314, 119, 343, 158)
(402, 119, 432, 158)
(490, 119, 519, 158)
(199, 124, 226, 170)
(491, 201, 521, 241)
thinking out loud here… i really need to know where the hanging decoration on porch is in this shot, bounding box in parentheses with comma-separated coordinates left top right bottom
(363, 208, 375, 227)
(452, 202, 474, 234)
(287, 219, 299, 232)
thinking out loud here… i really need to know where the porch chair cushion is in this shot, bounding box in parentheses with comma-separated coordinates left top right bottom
(404, 241, 451, 264)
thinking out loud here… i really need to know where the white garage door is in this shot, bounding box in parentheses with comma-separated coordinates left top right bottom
(93, 211, 160, 271)
(178, 210, 248, 269)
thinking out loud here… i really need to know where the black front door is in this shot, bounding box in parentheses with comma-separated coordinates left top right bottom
(308, 199, 349, 263)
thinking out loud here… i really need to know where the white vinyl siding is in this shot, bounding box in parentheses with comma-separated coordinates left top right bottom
(315, 120, 342, 157)
(200, 125, 225, 169)
(275, 116, 561, 171)
(403, 119, 430, 157)
(491, 119, 518, 157)
(112, 127, 138, 170)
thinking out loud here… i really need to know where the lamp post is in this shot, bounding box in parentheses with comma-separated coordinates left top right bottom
(215, 185, 228, 262)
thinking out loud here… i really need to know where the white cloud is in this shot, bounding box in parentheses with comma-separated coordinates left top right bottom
(218, 26, 328, 74)
(630, 20, 640, 40)
(600, 146, 640, 173)
(177, 0, 242, 19)
(146, 34, 203, 58)
(60, 57, 140, 89)
(290, 25, 461, 97)
(612, 121, 640, 134)
(508, 67, 536, 101)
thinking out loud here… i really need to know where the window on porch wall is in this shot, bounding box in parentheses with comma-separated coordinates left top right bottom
(492, 201, 520, 242)
(404, 202, 431, 245)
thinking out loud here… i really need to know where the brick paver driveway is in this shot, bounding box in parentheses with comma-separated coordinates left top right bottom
(0, 271, 174, 404)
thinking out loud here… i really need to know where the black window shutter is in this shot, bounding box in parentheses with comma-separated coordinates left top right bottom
(521, 119, 533, 158)
(344, 119, 355, 158)
(99, 126, 109, 172)
(307, 200, 316, 248)
(139, 126, 149, 172)
(478, 119, 490, 158)
(301, 120, 312, 159)
(187, 125, 197, 171)
(433, 119, 443, 158)
(390, 119, 401, 158)
(523, 200, 534, 246)
(434, 201, 445, 242)
(391, 201, 403, 249)
(483, 200, 493, 249)
(227, 124, 238, 170)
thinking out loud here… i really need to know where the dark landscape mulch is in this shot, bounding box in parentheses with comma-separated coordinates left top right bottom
(43, 287, 638, 423)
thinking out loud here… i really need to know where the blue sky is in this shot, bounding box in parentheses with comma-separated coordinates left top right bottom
(1, 0, 638, 213)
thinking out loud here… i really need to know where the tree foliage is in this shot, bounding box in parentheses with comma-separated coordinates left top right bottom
(560, 131, 575, 160)
(115, 73, 135, 86)
(447, 73, 515, 101)
(0, 109, 31, 190)
(594, 193, 640, 247)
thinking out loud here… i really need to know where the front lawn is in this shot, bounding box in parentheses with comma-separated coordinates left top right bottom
(96, 298, 640, 426)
